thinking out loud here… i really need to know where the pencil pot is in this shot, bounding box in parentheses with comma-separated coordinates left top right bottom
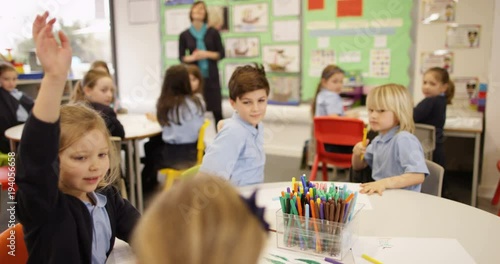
(275, 208, 360, 260)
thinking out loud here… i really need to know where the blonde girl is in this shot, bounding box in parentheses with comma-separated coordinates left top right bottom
(352, 84, 429, 195)
(16, 12, 139, 263)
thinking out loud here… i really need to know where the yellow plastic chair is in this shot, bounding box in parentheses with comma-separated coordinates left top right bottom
(159, 119, 210, 191)
(0, 152, 8, 167)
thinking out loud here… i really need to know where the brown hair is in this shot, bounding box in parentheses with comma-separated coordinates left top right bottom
(228, 64, 269, 101)
(186, 64, 204, 94)
(156, 64, 204, 126)
(132, 175, 267, 264)
(90, 60, 110, 75)
(189, 1, 209, 23)
(59, 103, 120, 188)
(0, 63, 16, 76)
(311, 65, 345, 116)
(366, 83, 415, 133)
(425, 67, 455, 104)
(71, 70, 113, 103)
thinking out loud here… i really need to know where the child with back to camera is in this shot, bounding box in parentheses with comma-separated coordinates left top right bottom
(351, 84, 429, 195)
(198, 64, 269, 186)
(71, 69, 125, 138)
(132, 175, 268, 264)
(0, 63, 34, 153)
(142, 64, 205, 190)
(414, 67, 455, 168)
(15, 12, 140, 263)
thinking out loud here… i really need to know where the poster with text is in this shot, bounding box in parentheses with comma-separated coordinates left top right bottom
(446, 24, 481, 48)
(421, 51, 454, 73)
(370, 49, 391, 78)
(421, 0, 456, 23)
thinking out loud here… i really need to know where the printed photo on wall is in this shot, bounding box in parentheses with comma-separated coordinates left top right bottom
(207, 6, 229, 32)
(421, 50, 454, 73)
(267, 76, 300, 105)
(232, 3, 269, 32)
(421, 0, 456, 23)
(164, 0, 194, 6)
(446, 24, 481, 48)
(225, 37, 260, 58)
(262, 45, 300, 73)
(453, 77, 479, 100)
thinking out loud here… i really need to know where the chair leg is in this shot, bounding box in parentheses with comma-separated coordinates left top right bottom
(321, 162, 328, 181)
(310, 155, 319, 181)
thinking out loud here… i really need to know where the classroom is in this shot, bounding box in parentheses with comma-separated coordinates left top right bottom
(1, 0, 500, 263)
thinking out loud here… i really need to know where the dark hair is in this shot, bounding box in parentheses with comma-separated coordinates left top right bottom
(90, 60, 111, 75)
(186, 64, 204, 94)
(189, 1, 208, 23)
(228, 64, 269, 101)
(0, 63, 16, 76)
(311, 64, 345, 116)
(156, 65, 204, 126)
(425, 67, 455, 104)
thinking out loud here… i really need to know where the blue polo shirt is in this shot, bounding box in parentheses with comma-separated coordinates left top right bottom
(315, 88, 344, 117)
(364, 126, 429, 192)
(199, 112, 265, 186)
(83, 192, 111, 264)
(162, 97, 205, 144)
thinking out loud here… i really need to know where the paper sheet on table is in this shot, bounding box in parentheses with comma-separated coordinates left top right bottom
(352, 236, 476, 264)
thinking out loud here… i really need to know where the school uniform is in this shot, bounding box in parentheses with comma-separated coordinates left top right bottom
(89, 102, 125, 139)
(413, 95, 447, 167)
(315, 88, 344, 117)
(15, 114, 140, 264)
(364, 126, 429, 192)
(199, 112, 265, 186)
(0, 87, 33, 153)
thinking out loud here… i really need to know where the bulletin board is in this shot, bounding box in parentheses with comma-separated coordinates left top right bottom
(159, 0, 413, 103)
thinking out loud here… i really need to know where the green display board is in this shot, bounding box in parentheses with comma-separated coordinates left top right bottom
(160, 0, 412, 103)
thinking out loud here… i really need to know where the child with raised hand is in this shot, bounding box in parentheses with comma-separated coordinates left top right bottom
(199, 64, 269, 186)
(16, 12, 140, 263)
(142, 64, 205, 190)
(0, 63, 34, 153)
(71, 69, 125, 138)
(132, 174, 268, 264)
(351, 84, 429, 195)
(414, 67, 455, 167)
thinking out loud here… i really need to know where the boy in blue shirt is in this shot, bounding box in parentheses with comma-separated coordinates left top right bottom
(199, 64, 269, 186)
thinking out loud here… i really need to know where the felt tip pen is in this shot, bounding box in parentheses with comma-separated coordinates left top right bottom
(361, 254, 383, 264)
(324, 257, 343, 264)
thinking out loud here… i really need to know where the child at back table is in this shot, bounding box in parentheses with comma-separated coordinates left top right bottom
(414, 67, 454, 167)
(351, 84, 429, 195)
(132, 175, 268, 264)
(16, 11, 139, 263)
(199, 64, 269, 186)
(0, 63, 34, 153)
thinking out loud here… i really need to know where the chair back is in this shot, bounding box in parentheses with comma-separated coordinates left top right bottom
(422, 160, 444, 197)
(0, 223, 28, 264)
(414, 123, 436, 160)
(313, 116, 365, 168)
(196, 119, 211, 165)
(110, 137, 128, 199)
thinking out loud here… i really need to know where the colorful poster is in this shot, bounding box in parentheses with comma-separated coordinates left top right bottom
(421, 0, 456, 23)
(262, 45, 300, 73)
(453, 77, 479, 100)
(337, 0, 363, 17)
(421, 51, 453, 73)
(446, 24, 481, 48)
(370, 49, 391, 78)
(309, 49, 335, 77)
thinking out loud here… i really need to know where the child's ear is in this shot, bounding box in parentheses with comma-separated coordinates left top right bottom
(83, 86, 92, 95)
(229, 98, 236, 109)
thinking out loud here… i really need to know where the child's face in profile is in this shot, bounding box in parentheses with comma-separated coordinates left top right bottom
(230, 89, 268, 127)
(84, 76, 114, 106)
(189, 73, 200, 93)
(58, 129, 110, 201)
(321, 73, 344, 94)
(422, 72, 447, 98)
(0, 70, 18, 92)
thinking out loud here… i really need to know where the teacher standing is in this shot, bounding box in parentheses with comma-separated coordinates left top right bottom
(179, 1, 225, 126)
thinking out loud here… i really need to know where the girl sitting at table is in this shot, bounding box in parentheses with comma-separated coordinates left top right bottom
(186, 64, 205, 103)
(16, 12, 140, 263)
(132, 174, 268, 264)
(141, 64, 205, 191)
(351, 84, 429, 195)
(0, 63, 34, 153)
(70, 69, 125, 139)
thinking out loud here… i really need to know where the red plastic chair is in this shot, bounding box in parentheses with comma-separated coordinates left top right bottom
(491, 160, 500, 216)
(310, 116, 365, 181)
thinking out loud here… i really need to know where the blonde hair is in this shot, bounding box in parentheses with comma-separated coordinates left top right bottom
(71, 70, 113, 103)
(366, 83, 415, 133)
(59, 103, 120, 188)
(132, 175, 267, 264)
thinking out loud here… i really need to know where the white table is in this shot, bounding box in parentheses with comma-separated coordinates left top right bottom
(346, 106, 483, 206)
(239, 182, 500, 264)
(4, 114, 162, 213)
